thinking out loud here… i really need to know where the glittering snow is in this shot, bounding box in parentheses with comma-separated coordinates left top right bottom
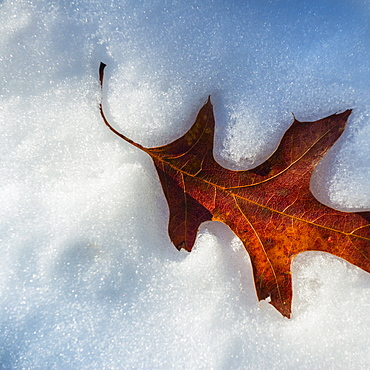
(1, 0, 370, 368)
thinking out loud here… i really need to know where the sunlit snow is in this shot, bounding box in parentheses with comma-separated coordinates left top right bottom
(1, 0, 370, 368)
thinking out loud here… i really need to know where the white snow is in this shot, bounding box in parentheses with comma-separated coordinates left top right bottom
(1, 0, 370, 368)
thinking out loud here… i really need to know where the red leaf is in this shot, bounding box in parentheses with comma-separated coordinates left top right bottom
(99, 63, 370, 317)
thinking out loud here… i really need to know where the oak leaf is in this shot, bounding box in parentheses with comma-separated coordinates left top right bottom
(99, 63, 370, 317)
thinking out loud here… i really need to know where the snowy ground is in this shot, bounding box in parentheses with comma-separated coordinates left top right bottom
(1, 0, 370, 368)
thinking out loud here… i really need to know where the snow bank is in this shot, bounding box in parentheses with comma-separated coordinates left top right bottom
(1, 0, 370, 368)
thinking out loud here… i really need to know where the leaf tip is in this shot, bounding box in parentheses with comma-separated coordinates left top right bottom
(173, 239, 193, 252)
(339, 108, 352, 120)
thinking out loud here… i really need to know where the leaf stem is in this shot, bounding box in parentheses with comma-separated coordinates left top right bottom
(99, 62, 146, 152)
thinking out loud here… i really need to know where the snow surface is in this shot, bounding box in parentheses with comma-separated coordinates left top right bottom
(1, 0, 370, 368)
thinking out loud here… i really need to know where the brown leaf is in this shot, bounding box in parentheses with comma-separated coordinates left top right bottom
(99, 63, 370, 318)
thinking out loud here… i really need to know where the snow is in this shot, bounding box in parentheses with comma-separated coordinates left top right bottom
(1, 0, 370, 368)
